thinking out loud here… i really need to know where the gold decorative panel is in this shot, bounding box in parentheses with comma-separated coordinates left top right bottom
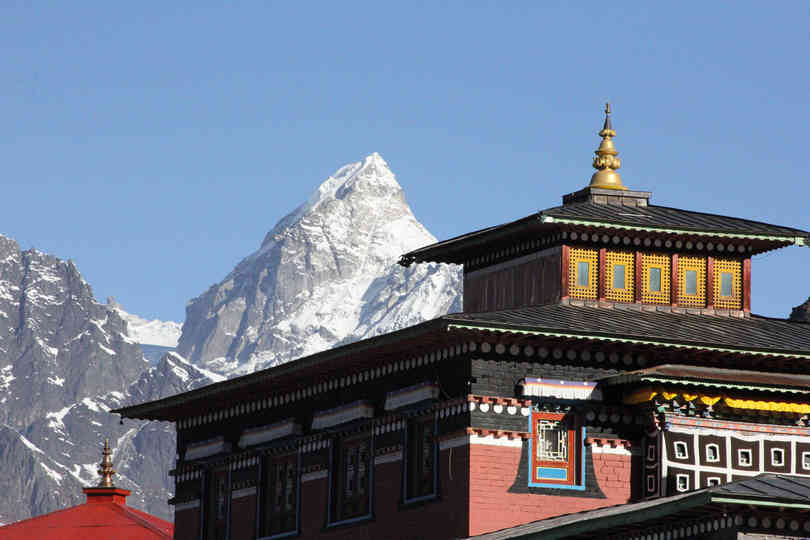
(568, 248, 598, 299)
(713, 258, 742, 309)
(641, 253, 671, 304)
(605, 251, 634, 303)
(677, 256, 706, 307)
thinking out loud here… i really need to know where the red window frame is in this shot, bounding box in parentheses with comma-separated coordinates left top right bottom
(530, 411, 581, 487)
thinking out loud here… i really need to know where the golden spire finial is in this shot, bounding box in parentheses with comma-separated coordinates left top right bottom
(588, 101, 627, 190)
(97, 439, 116, 488)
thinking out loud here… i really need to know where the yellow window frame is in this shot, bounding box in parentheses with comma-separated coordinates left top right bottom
(713, 258, 742, 309)
(568, 248, 598, 300)
(605, 251, 634, 303)
(641, 253, 671, 304)
(678, 256, 706, 307)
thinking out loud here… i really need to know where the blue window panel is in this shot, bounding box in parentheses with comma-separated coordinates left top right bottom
(721, 272, 733, 297)
(577, 262, 590, 287)
(649, 267, 662, 292)
(685, 270, 697, 295)
(536, 467, 567, 480)
(613, 264, 626, 289)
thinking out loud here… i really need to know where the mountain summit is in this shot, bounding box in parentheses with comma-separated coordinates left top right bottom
(177, 153, 462, 376)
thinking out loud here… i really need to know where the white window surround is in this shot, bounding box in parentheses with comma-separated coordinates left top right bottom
(771, 448, 785, 467)
(647, 475, 656, 492)
(647, 445, 656, 461)
(676, 474, 689, 492)
(738, 449, 753, 467)
(802, 452, 810, 470)
(705, 443, 720, 463)
(707, 477, 722, 487)
(674, 441, 689, 459)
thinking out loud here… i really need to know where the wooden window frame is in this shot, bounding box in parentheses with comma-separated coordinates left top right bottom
(640, 253, 671, 304)
(677, 255, 707, 307)
(712, 258, 742, 309)
(605, 250, 635, 303)
(403, 415, 438, 503)
(259, 453, 299, 539)
(528, 411, 584, 490)
(203, 466, 230, 540)
(568, 248, 598, 300)
(328, 434, 373, 526)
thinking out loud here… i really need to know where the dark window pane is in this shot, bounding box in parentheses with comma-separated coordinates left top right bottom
(649, 267, 661, 292)
(721, 272, 733, 297)
(685, 270, 697, 295)
(613, 264, 625, 289)
(577, 262, 589, 287)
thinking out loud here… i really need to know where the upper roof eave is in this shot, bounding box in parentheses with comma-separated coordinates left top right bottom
(400, 203, 810, 266)
(112, 318, 450, 421)
(595, 364, 810, 393)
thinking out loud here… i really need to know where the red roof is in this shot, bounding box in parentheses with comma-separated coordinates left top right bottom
(0, 488, 173, 540)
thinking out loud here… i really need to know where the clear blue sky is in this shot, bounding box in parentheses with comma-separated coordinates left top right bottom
(1, 2, 808, 323)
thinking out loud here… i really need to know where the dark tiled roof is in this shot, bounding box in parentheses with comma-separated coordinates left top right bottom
(445, 304, 810, 357)
(544, 201, 808, 237)
(469, 474, 810, 539)
(598, 364, 810, 391)
(400, 202, 808, 265)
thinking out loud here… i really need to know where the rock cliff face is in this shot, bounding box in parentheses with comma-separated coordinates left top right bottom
(177, 153, 462, 376)
(0, 236, 220, 524)
(790, 297, 810, 322)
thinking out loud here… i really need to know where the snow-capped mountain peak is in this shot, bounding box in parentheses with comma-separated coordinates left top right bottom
(107, 297, 182, 348)
(178, 153, 462, 376)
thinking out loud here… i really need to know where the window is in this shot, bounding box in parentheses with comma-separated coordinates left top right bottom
(676, 474, 689, 492)
(674, 441, 689, 459)
(613, 264, 626, 289)
(647, 444, 656, 461)
(771, 448, 785, 467)
(685, 270, 697, 295)
(577, 262, 590, 287)
(720, 272, 733, 297)
(261, 454, 298, 537)
(330, 436, 372, 524)
(205, 467, 230, 540)
(646, 474, 656, 493)
(738, 449, 752, 467)
(405, 417, 437, 502)
(606, 251, 634, 302)
(706, 444, 720, 463)
(649, 267, 662, 292)
(678, 256, 707, 307)
(530, 411, 584, 489)
(803, 452, 810, 470)
(712, 258, 742, 309)
(641, 253, 671, 304)
(568, 248, 598, 299)
(707, 477, 722, 487)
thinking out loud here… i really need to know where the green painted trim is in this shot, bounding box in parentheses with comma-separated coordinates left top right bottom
(541, 215, 805, 244)
(637, 376, 810, 394)
(710, 496, 810, 509)
(446, 323, 810, 360)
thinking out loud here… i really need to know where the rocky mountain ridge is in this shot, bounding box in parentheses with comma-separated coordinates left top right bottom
(0, 235, 220, 523)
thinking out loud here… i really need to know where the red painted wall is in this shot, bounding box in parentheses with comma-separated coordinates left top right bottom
(174, 507, 200, 540)
(229, 495, 257, 540)
(297, 446, 469, 539)
(468, 443, 634, 536)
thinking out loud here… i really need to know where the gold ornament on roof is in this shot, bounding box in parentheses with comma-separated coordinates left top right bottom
(97, 439, 116, 488)
(589, 102, 627, 190)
